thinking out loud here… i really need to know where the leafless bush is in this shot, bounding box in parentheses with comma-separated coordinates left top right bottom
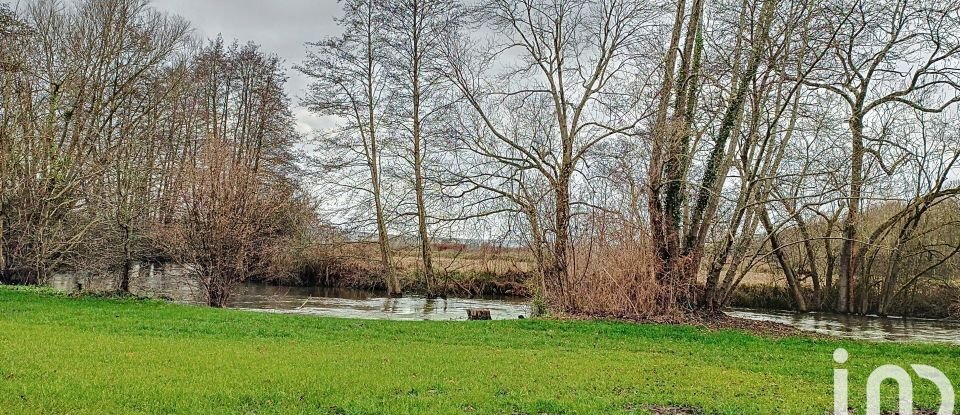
(562, 214, 665, 318)
(157, 142, 302, 307)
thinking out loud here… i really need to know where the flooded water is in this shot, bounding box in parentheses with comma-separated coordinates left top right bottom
(227, 284, 530, 320)
(49, 269, 530, 321)
(728, 308, 960, 345)
(47, 269, 959, 343)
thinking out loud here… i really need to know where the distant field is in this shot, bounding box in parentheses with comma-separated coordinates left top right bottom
(337, 242, 534, 276)
(1, 287, 958, 414)
(396, 254, 532, 276)
(696, 270, 783, 286)
(396, 244, 534, 276)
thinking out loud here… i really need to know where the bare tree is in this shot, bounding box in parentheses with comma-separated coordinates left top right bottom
(445, 0, 658, 309)
(300, 0, 402, 296)
(801, 0, 960, 313)
(160, 40, 303, 306)
(382, 0, 466, 297)
(646, 0, 785, 312)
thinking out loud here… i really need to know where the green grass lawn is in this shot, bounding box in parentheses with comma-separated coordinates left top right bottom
(0, 287, 957, 414)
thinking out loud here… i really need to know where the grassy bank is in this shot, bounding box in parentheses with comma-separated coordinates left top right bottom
(0, 288, 957, 414)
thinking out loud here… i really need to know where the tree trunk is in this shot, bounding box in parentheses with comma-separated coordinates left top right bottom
(823, 216, 839, 293)
(119, 226, 133, 293)
(364, 16, 399, 297)
(759, 207, 807, 312)
(410, 41, 435, 298)
(647, 0, 689, 294)
(120, 260, 132, 293)
(552, 172, 572, 308)
(880, 212, 921, 315)
(207, 285, 228, 308)
(414, 153, 435, 296)
(372, 179, 399, 296)
(785, 203, 822, 306)
(205, 273, 230, 308)
(838, 113, 864, 313)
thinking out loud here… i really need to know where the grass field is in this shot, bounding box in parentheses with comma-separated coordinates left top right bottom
(0, 287, 957, 414)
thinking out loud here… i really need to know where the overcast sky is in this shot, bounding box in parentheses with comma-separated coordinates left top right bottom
(151, 0, 344, 134)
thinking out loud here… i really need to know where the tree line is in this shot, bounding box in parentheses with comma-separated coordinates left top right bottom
(0, 0, 310, 306)
(3, 0, 960, 317)
(302, 0, 960, 317)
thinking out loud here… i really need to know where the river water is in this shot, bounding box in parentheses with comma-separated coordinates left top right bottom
(47, 271, 959, 344)
(727, 308, 960, 345)
(49, 271, 530, 321)
(227, 284, 531, 321)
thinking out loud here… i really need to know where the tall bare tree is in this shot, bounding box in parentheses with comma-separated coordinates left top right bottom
(445, 0, 658, 309)
(382, 0, 465, 297)
(647, 0, 783, 312)
(802, 0, 960, 313)
(300, 0, 402, 295)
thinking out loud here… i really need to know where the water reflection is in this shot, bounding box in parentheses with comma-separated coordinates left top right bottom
(49, 272, 529, 321)
(727, 308, 960, 345)
(227, 284, 529, 321)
